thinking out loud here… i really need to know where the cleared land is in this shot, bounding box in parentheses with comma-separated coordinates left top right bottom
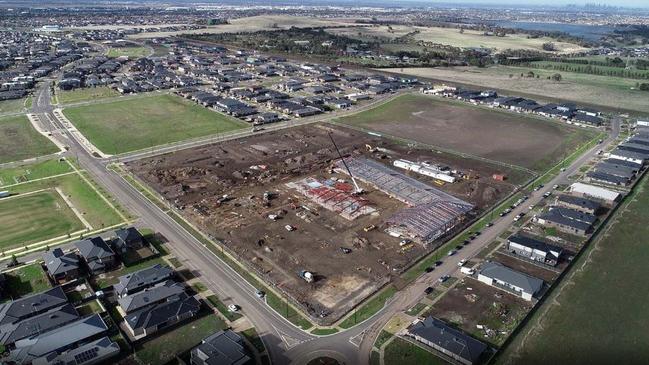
(56, 86, 121, 104)
(130, 15, 360, 39)
(0, 191, 84, 249)
(329, 25, 585, 53)
(0, 115, 59, 164)
(106, 46, 150, 58)
(338, 94, 595, 172)
(497, 175, 649, 365)
(0, 98, 27, 114)
(381, 66, 649, 114)
(129, 124, 519, 324)
(63, 94, 247, 154)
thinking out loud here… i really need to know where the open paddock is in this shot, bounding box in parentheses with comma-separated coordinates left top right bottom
(0, 115, 59, 164)
(338, 94, 596, 173)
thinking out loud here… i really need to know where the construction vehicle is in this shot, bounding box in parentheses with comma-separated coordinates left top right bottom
(363, 224, 376, 232)
(285, 225, 296, 232)
(299, 270, 314, 283)
(268, 214, 279, 221)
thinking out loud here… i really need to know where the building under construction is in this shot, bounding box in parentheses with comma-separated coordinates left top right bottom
(335, 157, 474, 244)
(286, 177, 376, 220)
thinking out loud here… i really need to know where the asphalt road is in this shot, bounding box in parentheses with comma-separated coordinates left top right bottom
(28, 80, 620, 365)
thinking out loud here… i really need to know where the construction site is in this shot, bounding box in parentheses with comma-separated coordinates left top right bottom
(127, 124, 517, 323)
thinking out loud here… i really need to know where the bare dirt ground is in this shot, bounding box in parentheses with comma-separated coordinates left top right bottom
(426, 277, 533, 347)
(128, 124, 516, 321)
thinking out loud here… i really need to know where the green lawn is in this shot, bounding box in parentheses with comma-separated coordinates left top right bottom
(6, 171, 125, 234)
(0, 115, 59, 164)
(339, 286, 397, 329)
(311, 328, 339, 336)
(56, 86, 121, 105)
(63, 94, 247, 154)
(4, 263, 51, 298)
(0, 191, 85, 250)
(135, 314, 227, 365)
(0, 98, 27, 114)
(106, 46, 150, 58)
(0, 159, 72, 188)
(384, 338, 449, 365)
(497, 174, 649, 365)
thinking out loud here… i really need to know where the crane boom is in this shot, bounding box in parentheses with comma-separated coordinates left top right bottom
(328, 132, 362, 194)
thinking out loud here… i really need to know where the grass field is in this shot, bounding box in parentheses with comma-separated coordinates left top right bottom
(4, 263, 51, 298)
(0, 159, 72, 187)
(0, 191, 84, 250)
(56, 86, 121, 104)
(338, 94, 595, 171)
(63, 94, 247, 154)
(0, 98, 27, 114)
(339, 286, 397, 329)
(382, 66, 649, 114)
(0, 115, 59, 164)
(135, 314, 227, 364)
(329, 25, 585, 53)
(497, 174, 649, 365)
(383, 338, 448, 365)
(106, 46, 150, 58)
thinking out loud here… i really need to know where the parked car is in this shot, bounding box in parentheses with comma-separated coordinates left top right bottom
(424, 266, 434, 273)
(255, 289, 265, 299)
(438, 275, 450, 283)
(228, 304, 240, 312)
(424, 286, 434, 295)
(447, 250, 457, 256)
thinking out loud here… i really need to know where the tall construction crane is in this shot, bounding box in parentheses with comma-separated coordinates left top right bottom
(328, 132, 363, 194)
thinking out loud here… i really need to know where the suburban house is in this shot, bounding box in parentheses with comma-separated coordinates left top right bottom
(506, 235, 562, 266)
(537, 207, 597, 236)
(43, 248, 81, 283)
(29, 336, 120, 365)
(191, 329, 253, 365)
(569, 182, 621, 205)
(406, 316, 488, 365)
(117, 280, 186, 315)
(0, 286, 68, 326)
(114, 264, 174, 298)
(75, 237, 117, 274)
(586, 171, 630, 186)
(609, 148, 646, 165)
(477, 262, 544, 301)
(7, 314, 112, 364)
(0, 303, 79, 347)
(555, 194, 601, 215)
(113, 227, 145, 254)
(123, 292, 201, 338)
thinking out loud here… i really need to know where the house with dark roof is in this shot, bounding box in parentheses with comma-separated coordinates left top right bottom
(7, 314, 109, 364)
(506, 235, 562, 266)
(123, 292, 201, 338)
(586, 170, 630, 186)
(113, 227, 145, 254)
(43, 248, 80, 283)
(556, 195, 601, 215)
(0, 286, 68, 327)
(75, 237, 117, 274)
(191, 329, 252, 365)
(537, 207, 597, 236)
(406, 316, 488, 365)
(31, 336, 120, 365)
(0, 303, 79, 347)
(478, 262, 544, 301)
(117, 280, 186, 314)
(114, 264, 174, 298)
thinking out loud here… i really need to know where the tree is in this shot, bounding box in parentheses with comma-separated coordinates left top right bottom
(551, 73, 563, 81)
(542, 42, 556, 51)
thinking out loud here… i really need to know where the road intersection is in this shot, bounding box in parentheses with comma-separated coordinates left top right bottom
(29, 81, 619, 365)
